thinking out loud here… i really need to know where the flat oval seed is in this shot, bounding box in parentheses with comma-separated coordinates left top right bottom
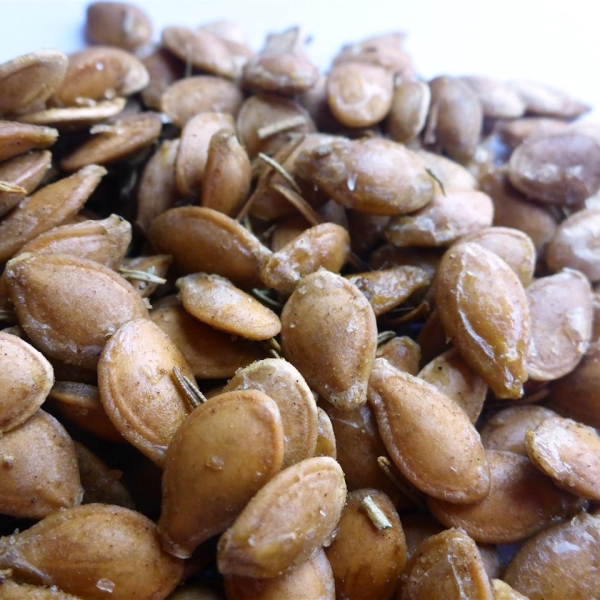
(223, 358, 319, 468)
(158, 390, 284, 558)
(176, 273, 281, 341)
(385, 189, 494, 247)
(399, 528, 493, 600)
(148, 206, 271, 288)
(141, 48, 184, 111)
(418, 348, 487, 424)
(0, 150, 52, 217)
(0, 410, 83, 519)
(217, 456, 347, 578)
(281, 270, 377, 409)
(5, 253, 149, 368)
(479, 405, 561, 455)
(0, 504, 184, 600)
(260, 223, 350, 295)
(98, 318, 193, 466)
(224, 548, 335, 600)
(0, 120, 58, 162)
(151, 299, 265, 379)
(508, 132, 600, 205)
(86, 2, 152, 50)
(47, 381, 124, 444)
(0, 50, 68, 116)
(0, 164, 107, 263)
(315, 407, 337, 459)
(368, 358, 490, 503)
(386, 80, 430, 144)
(504, 512, 600, 600)
(16, 214, 131, 269)
(377, 336, 421, 375)
(435, 242, 531, 399)
(526, 270, 593, 381)
(461, 227, 537, 286)
(509, 79, 591, 119)
(61, 111, 162, 172)
(160, 76, 243, 128)
(460, 76, 526, 119)
(0, 332, 54, 432)
(295, 137, 434, 216)
(326, 62, 394, 128)
(51, 46, 149, 106)
(428, 450, 584, 544)
(325, 489, 407, 600)
(546, 208, 600, 282)
(525, 416, 600, 500)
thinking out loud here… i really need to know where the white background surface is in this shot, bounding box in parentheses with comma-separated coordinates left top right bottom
(0, 0, 599, 118)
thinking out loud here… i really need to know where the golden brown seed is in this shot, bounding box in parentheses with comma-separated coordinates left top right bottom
(479, 405, 560, 455)
(386, 80, 430, 144)
(418, 149, 478, 191)
(16, 214, 131, 269)
(460, 76, 526, 119)
(347, 266, 431, 317)
(315, 407, 337, 459)
(399, 528, 493, 600)
(0, 409, 83, 519)
(0, 332, 53, 432)
(386, 189, 494, 247)
(526, 270, 593, 380)
(496, 116, 569, 149)
(5, 253, 149, 368)
(161, 26, 253, 80)
(376, 336, 421, 375)
(546, 208, 600, 282)
(418, 348, 487, 424)
(151, 298, 265, 379)
(0, 504, 184, 600)
(86, 2, 152, 50)
(47, 382, 123, 444)
(141, 48, 185, 111)
(217, 456, 347, 578)
(295, 137, 435, 216)
(160, 76, 243, 128)
(525, 416, 600, 500)
(508, 79, 591, 119)
(0, 150, 51, 217)
(326, 62, 394, 128)
(50, 46, 149, 106)
(136, 138, 179, 234)
(0, 120, 58, 162)
(323, 402, 410, 508)
(236, 93, 315, 158)
(491, 579, 529, 600)
(98, 318, 193, 466)
(61, 111, 162, 172)
(223, 358, 318, 468)
(426, 76, 483, 161)
(0, 50, 68, 116)
(224, 548, 335, 600)
(148, 206, 271, 288)
(120, 254, 172, 298)
(368, 358, 490, 503)
(435, 242, 531, 399)
(242, 26, 319, 96)
(325, 489, 407, 600)
(158, 390, 284, 559)
(281, 270, 377, 409)
(504, 512, 600, 600)
(260, 223, 350, 295)
(201, 129, 251, 216)
(508, 132, 600, 205)
(74, 441, 134, 508)
(428, 450, 583, 544)
(176, 273, 281, 341)
(461, 226, 536, 287)
(175, 112, 234, 197)
(0, 164, 106, 262)
(19, 97, 127, 129)
(0, 579, 84, 599)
